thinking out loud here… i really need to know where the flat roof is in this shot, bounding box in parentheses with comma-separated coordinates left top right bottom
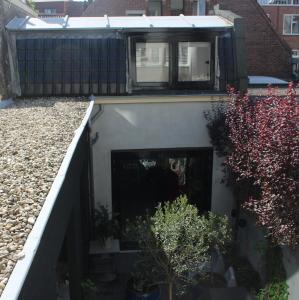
(6, 15, 233, 31)
(248, 76, 288, 85)
(0, 99, 90, 298)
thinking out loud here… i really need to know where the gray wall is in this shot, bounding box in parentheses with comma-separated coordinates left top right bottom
(91, 101, 234, 217)
(238, 218, 299, 300)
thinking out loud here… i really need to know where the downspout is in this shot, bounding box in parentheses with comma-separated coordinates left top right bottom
(88, 95, 103, 237)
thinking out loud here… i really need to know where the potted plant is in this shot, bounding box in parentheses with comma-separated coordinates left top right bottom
(126, 268, 160, 300)
(81, 278, 98, 300)
(125, 195, 231, 300)
(94, 205, 119, 249)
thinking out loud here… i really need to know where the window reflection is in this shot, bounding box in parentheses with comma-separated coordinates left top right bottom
(178, 42, 211, 82)
(136, 42, 169, 82)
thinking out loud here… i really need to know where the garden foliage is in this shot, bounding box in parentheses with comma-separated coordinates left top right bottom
(126, 195, 231, 300)
(225, 84, 299, 247)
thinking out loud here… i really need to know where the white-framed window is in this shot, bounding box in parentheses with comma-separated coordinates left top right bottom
(170, 0, 184, 14)
(178, 42, 211, 82)
(283, 14, 299, 34)
(258, 0, 299, 5)
(136, 42, 169, 82)
(292, 49, 299, 57)
(292, 50, 299, 74)
(126, 10, 145, 16)
(44, 8, 57, 15)
(148, 0, 162, 16)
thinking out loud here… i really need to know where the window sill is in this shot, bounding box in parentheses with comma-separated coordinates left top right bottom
(94, 93, 229, 104)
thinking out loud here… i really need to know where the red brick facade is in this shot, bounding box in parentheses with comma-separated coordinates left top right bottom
(208, 0, 292, 79)
(35, 1, 85, 17)
(261, 5, 299, 51)
(83, 0, 194, 17)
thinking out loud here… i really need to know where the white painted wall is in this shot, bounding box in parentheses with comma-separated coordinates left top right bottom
(91, 101, 234, 217)
(238, 215, 299, 300)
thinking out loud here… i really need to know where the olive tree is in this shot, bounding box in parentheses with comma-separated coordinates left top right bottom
(127, 195, 231, 300)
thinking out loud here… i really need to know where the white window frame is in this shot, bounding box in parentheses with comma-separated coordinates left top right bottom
(258, 0, 299, 5)
(292, 49, 299, 57)
(44, 8, 57, 15)
(283, 14, 299, 35)
(126, 10, 145, 16)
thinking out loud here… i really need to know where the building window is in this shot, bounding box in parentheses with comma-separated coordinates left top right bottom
(136, 42, 169, 82)
(171, 0, 184, 15)
(192, 0, 198, 15)
(112, 148, 213, 249)
(284, 15, 299, 34)
(178, 42, 211, 82)
(258, 0, 299, 5)
(132, 37, 212, 89)
(292, 49, 299, 57)
(292, 49, 299, 74)
(126, 10, 145, 16)
(44, 8, 57, 15)
(148, 0, 162, 16)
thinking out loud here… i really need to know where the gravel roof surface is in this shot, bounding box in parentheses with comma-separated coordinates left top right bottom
(0, 99, 89, 295)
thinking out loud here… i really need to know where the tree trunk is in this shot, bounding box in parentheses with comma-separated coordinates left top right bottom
(168, 281, 173, 300)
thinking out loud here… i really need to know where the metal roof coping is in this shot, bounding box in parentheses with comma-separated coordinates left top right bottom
(142, 14, 154, 28)
(179, 14, 196, 28)
(63, 15, 69, 28)
(19, 16, 30, 29)
(104, 14, 110, 28)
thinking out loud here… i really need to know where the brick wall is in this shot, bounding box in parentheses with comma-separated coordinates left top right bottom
(83, 0, 194, 17)
(262, 5, 299, 50)
(208, 0, 292, 79)
(36, 1, 85, 17)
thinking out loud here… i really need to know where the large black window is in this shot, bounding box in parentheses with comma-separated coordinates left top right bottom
(131, 35, 213, 90)
(112, 148, 213, 249)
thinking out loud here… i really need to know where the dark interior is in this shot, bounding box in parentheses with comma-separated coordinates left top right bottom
(111, 148, 213, 249)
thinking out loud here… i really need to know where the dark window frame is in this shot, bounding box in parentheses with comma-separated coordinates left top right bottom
(111, 147, 214, 215)
(170, 0, 185, 15)
(147, 0, 163, 16)
(129, 32, 215, 91)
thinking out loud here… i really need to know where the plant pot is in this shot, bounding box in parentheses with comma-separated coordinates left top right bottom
(126, 288, 160, 300)
(126, 279, 160, 300)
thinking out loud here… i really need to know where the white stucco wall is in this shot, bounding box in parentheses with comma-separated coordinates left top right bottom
(91, 101, 233, 217)
(238, 216, 299, 300)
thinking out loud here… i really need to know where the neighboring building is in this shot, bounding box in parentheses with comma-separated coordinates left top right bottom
(0, 0, 36, 99)
(83, 0, 292, 81)
(257, 0, 299, 75)
(207, 0, 292, 79)
(34, 0, 85, 17)
(83, 0, 197, 17)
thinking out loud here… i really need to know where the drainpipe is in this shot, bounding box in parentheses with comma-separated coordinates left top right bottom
(197, 0, 206, 15)
(88, 95, 102, 237)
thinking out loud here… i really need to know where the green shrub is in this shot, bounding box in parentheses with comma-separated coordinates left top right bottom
(258, 281, 289, 300)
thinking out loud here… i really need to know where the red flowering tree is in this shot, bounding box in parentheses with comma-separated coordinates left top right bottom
(226, 84, 299, 247)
